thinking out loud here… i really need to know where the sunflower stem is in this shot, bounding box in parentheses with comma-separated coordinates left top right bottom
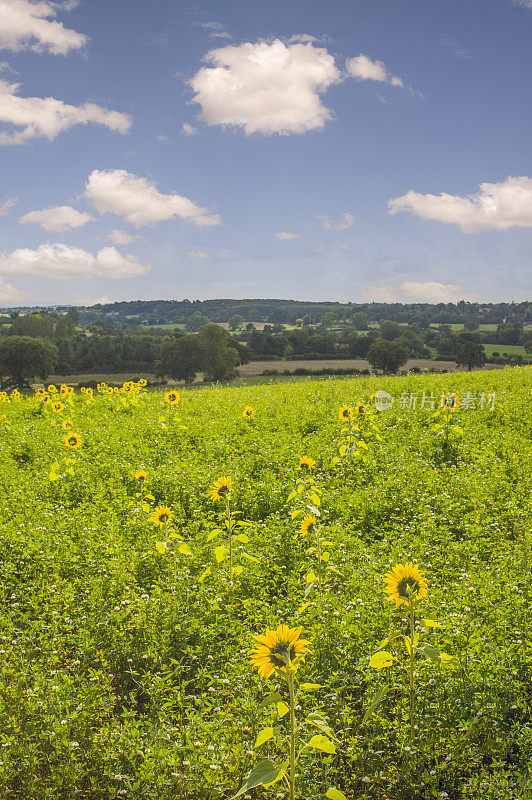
(226, 497, 233, 584)
(408, 598, 415, 743)
(288, 673, 296, 800)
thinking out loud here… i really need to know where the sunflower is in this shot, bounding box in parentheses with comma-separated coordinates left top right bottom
(249, 625, 310, 678)
(383, 562, 428, 608)
(298, 456, 316, 472)
(47, 384, 57, 394)
(164, 390, 180, 406)
(42, 394, 50, 404)
(441, 393, 461, 411)
(242, 406, 255, 420)
(338, 404, 353, 422)
(209, 476, 232, 502)
(52, 401, 65, 413)
(149, 505, 174, 527)
(299, 514, 317, 536)
(355, 402, 366, 416)
(64, 433, 82, 450)
(139, 378, 147, 387)
(62, 419, 73, 431)
(134, 469, 147, 482)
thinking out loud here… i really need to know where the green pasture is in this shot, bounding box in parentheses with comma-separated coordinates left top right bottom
(0, 367, 531, 799)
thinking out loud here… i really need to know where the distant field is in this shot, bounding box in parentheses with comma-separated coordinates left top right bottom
(483, 344, 529, 358)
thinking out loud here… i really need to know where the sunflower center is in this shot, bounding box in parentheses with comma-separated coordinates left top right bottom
(159, 514, 168, 524)
(269, 641, 295, 667)
(397, 577, 420, 599)
(218, 485, 229, 497)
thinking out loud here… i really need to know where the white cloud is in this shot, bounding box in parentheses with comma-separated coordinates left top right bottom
(346, 54, 404, 87)
(187, 249, 209, 258)
(401, 281, 466, 303)
(389, 175, 532, 232)
(0, 79, 132, 144)
(157, 133, 171, 142)
(0, 195, 17, 216)
(199, 21, 231, 39)
(107, 229, 140, 245)
(362, 285, 401, 302)
(0, 276, 26, 304)
(316, 211, 355, 230)
(19, 204, 94, 231)
(275, 231, 301, 240)
(0, 0, 87, 55)
(0, 243, 149, 279)
(181, 122, 198, 135)
(75, 294, 112, 306)
(513, 0, 532, 8)
(190, 38, 340, 135)
(85, 169, 220, 227)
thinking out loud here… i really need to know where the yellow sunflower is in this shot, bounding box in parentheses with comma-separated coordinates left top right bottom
(52, 401, 64, 413)
(61, 419, 73, 431)
(298, 456, 316, 472)
(164, 390, 180, 406)
(242, 406, 255, 420)
(299, 514, 317, 536)
(355, 402, 366, 416)
(383, 562, 428, 608)
(134, 469, 147, 482)
(441, 393, 461, 411)
(249, 624, 310, 679)
(139, 378, 147, 387)
(149, 505, 174, 527)
(209, 476, 232, 502)
(64, 433, 82, 450)
(338, 404, 353, 422)
(47, 384, 57, 394)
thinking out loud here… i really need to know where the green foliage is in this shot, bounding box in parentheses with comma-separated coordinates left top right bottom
(0, 367, 530, 798)
(0, 335, 58, 390)
(367, 339, 409, 374)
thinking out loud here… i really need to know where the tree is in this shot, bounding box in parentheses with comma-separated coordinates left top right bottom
(351, 311, 368, 330)
(455, 340, 486, 371)
(0, 336, 58, 390)
(156, 334, 203, 383)
(367, 340, 409, 374)
(497, 322, 522, 345)
(10, 313, 54, 339)
(185, 312, 210, 332)
(321, 311, 338, 329)
(379, 319, 403, 340)
(228, 314, 244, 331)
(199, 324, 239, 381)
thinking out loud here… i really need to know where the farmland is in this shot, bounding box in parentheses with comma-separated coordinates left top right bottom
(1, 367, 531, 800)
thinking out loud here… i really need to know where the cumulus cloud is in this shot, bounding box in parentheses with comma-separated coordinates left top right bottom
(0, 195, 17, 216)
(316, 211, 354, 230)
(401, 281, 467, 303)
(190, 38, 340, 135)
(19, 204, 94, 231)
(85, 169, 220, 227)
(0, 79, 132, 144)
(187, 249, 209, 258)
(0, 0, 87, 55)
(0, 243, 149, 279)
(107, 229, 140, 245)
(275, 231, 301, 240)
(181, 122, 198, 135)
(362, 285, 401, 302)
(346, 54, 404, 87)
(0, 276, 26, 304)
(388, 176, 532, 232)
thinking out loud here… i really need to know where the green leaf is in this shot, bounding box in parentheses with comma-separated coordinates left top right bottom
(326, 790, 348, 800)
(299, 683, 323, 691)
(177, 543, 193, 556)
(259, 692, 282, 709)
(423, 619, 443, 629)
(206, 528, 221, 542)
(198, 566, 211, 582)
(254, 727, 274, 748)
(309, 493, 321, 507)
(306, 712, 335, 737)
(308, 735, 335, 754)
(306, 571, 317, 584)
(287, 491, 297, 501)
(291, 509, 302, 520)
(362, 684, 389, 723)
(369, 651, 393, 669)
(277, 701, 289, 718)
(242, 552, 259, 563)
(232, 760, 280, 798)
(235, 533, 249, 544)
(417, 643, 441, 664)
(259, 691, 282, 709)
(214, 545, 227, 563)
(155, 541, 167, 555)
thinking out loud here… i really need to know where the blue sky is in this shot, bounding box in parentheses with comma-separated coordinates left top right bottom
(0, 0, 531, 307)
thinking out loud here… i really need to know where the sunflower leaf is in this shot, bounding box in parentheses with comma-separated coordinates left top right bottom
(232, 759, 280, 798)
(254, 727, 274, 748)
(326, 790, 348, 800)
(362, 684, 389, 723)
(307, 734, 335, 754)
(259, 692, 282, 709)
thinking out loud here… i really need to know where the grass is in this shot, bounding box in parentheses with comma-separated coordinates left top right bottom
(0, 366, 531, 799)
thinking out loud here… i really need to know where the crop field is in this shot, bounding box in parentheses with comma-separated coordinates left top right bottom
(1, 368, 531, 800)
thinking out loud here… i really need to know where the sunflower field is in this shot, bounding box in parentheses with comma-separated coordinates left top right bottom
(0, 367, 531, 800)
